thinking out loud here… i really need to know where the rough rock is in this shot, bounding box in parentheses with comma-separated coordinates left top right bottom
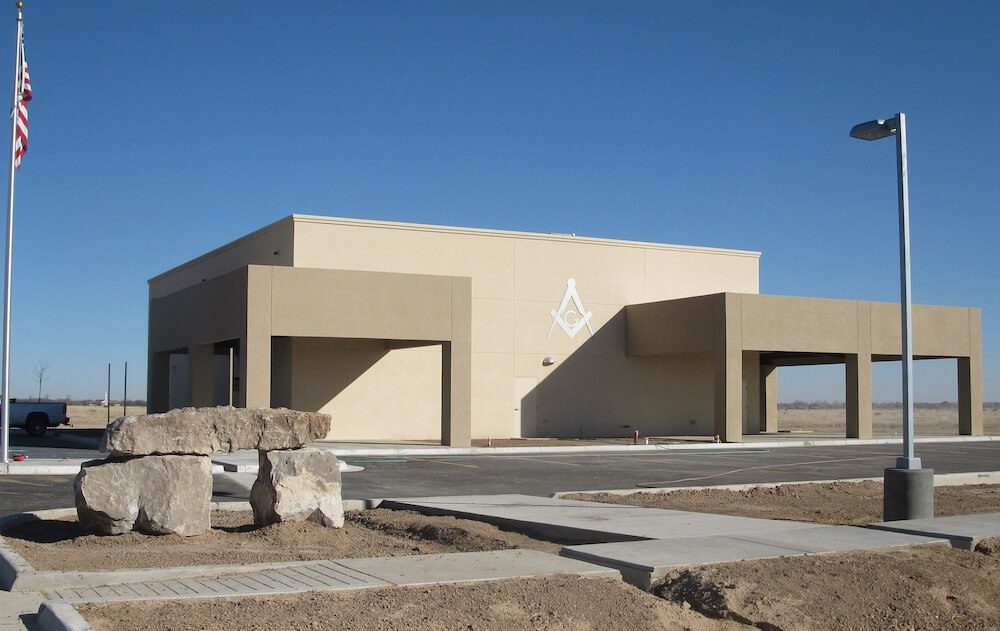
(101, 406, 331, 455)
(250, 448, 344, 528)
(74, 455, 212, 536)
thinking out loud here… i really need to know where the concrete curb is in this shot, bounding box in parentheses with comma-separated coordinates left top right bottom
(0, 462, 227, 475)
(1, 436, 995, 475)
(214, 460, 364, 474)
(37, 602, 92, 631)
(550, 470, 1000, 498)
(320, 435, 998, 457)
(0, 535, 34, 590)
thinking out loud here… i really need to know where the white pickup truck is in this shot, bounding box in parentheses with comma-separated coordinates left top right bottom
(8, 400, 70, 436)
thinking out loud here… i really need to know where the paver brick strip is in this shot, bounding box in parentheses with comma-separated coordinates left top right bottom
(40, 550, 614, 605)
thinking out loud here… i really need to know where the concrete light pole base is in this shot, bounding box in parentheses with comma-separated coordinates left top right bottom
(883, 467, 934, 521)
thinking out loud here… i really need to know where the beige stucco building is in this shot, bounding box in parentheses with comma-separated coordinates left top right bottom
(147, 215, 983, 445)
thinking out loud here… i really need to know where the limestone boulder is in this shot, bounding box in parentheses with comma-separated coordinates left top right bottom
(74, 455, 212, 536)
(101, 407, 331, 456)
(250, 448, 344, 528)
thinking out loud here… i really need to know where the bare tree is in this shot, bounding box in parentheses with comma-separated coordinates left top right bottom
(32, 361, 51, 403)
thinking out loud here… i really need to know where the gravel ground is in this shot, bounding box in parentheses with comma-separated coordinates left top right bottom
(565, 481, 1000, 525)
(0, 509, 561, 571)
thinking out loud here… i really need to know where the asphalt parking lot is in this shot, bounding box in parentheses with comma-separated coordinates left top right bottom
(330, 441, 1000, 499)
(4, 440, 998, 515)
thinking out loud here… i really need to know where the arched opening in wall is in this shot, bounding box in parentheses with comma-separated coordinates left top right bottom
(269, 337, 443, 442)
(774, 364, 847, 436)
(872, 357, 958, 437)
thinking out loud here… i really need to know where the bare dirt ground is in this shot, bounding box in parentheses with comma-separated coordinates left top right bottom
(566, 482, 1000, 525)
(79, 576, 742, 631)
(0, 509, 560, 572)
(75, 544, 1000, 631)
(657, 543, 1000, 631)
(777, 405, 1000, 436)
(32, 486, 1000, 630)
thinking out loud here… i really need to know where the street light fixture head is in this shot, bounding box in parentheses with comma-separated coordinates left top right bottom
(850, 118, 898, 141)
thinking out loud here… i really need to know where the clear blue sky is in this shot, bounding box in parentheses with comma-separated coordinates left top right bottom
(4, 1, 998, 402)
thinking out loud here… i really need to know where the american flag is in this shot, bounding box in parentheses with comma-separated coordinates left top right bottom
(13, 32, 30, 169)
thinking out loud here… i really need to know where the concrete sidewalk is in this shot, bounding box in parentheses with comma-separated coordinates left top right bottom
(382, 494, 819, 542)
(561, 527, 946, 589)
(869, 512, 1000, 550)
(383, 493, 955, 589)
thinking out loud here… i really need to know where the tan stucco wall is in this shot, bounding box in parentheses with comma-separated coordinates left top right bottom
(149, 216, 983, 443)
(285, 216, 759, 439)
(282, 338, 443, 441)
(150, 216, 761, 440)
(150, 262, 473, 444)
(738, 295, 977, 357)
(149, 220, 294, 299)
(627, 292, 983, 441)
(628, 293, 980, 359)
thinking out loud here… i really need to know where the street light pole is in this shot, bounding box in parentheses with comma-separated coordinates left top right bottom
(894, 112, 919, 470)
(850, 112, 932, 520)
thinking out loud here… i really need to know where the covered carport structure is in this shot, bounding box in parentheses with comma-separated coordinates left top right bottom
(627, 293, 983, 442)
(147, 264, 473, 445)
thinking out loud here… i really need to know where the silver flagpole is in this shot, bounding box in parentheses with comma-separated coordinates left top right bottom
(1, 2, 23, 465)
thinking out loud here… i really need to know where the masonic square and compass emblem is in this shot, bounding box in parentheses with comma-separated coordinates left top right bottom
(547, 278, 594, 340)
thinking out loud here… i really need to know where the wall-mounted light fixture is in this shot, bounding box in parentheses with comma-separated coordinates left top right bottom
(542, 356, 555, 366)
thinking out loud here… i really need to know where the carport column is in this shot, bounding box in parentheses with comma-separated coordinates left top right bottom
(240, 267, 272, 409)
(743, 352, 761, 434)
(759, 364, 778, 433)
(714, 293, 743, 442)
(846, 353, 873, 439)
(147, 351, 170, 413)
(441, 277, 472, 447)
(189, 343, 215, 407)
(958, 308, 983, 435)
(847, 302, 873, 439)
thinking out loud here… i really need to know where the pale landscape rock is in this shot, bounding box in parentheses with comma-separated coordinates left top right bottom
(250, 448, 344, 528)
(74, 455, 212, 536)
(101, 406, 331, 456)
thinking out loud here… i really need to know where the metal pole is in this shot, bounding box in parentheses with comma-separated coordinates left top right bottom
(0, 8, 22, 465)
(894, 112, 919, 470)
(106, 363, 110, 425)
(122, 361, 127, 417)
(228, 347, 233, 406)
